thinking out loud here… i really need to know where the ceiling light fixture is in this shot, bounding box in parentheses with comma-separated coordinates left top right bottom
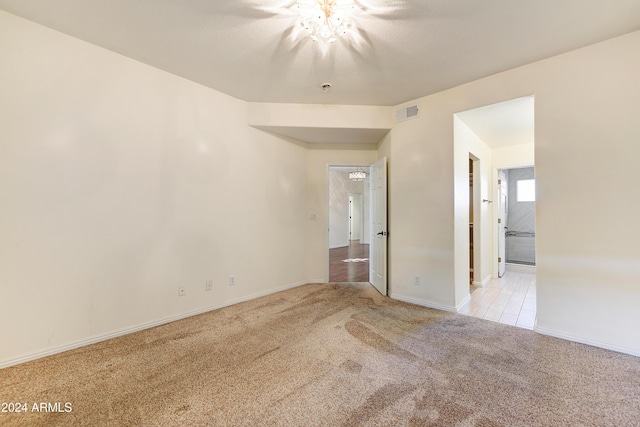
(349, 167, 367, 182)
(296, 0, 355, 44)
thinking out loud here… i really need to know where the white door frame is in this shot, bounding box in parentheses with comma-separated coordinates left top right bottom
(497, 169, 507, 278)
(326, 163, 372, 283)
(326, 161, 386, 293)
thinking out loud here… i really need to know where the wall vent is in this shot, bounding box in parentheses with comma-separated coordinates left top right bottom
(395, 104, 419, 122)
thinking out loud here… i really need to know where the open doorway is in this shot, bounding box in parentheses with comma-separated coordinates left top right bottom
(456, 95, 536, 328)
(469, 158, 474, 285)
(469, 155, 480, 287)
(327, 159, 388, 296)
(328, 166, 371, 283)
(499, 167, 536, 270)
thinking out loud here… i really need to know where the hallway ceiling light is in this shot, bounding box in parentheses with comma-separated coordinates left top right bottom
(296, 0, 355, 44)
(349, 167, 366, 181)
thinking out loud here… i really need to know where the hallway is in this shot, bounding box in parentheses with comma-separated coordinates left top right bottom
(329, 241, 369, 282)
(459, 270, 536, 329)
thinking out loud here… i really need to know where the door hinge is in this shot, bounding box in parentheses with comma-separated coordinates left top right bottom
(498, 218, 502, 224)
(498, 179, 502, 185)
(498, 257, 502, 263)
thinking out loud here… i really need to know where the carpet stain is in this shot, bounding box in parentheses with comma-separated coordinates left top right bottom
(345, 318, 418, 361)
(340, 359, 362, 375)
(476, 417, 504, 427)
(173, 404, 191, 416)
(277, 296, 325, 314)
(410, 394, 475, 426)
(254, 346, 281, 361)
(144, 331, 193, 349)
(311, 301, 350, 324)
(251, 297, 289, 311)
(342, 382, 417, 426)
(301, 287, 333, 300)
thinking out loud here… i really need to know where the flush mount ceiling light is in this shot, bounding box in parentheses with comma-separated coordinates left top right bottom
(349, 167, 367, 181)
(296, 0, 356, 44)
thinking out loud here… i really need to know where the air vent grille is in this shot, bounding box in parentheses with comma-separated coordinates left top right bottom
(395, 104, 419, 122)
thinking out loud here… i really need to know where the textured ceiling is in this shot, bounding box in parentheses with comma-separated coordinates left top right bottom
(1, 0, 640, 106)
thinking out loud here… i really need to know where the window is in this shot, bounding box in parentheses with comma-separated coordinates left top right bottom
(516, 179, 535, 202)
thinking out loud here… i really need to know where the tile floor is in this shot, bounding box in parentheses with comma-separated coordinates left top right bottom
(459, 270, 536, 329)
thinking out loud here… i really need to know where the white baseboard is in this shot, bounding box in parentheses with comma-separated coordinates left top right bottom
(506, 263, 536, 274)
(390, 293, 458, 313)
(456, 294, 472, 312)
(534, 325, 640, 358)
(472, 274, 492, 287)
(0, 280, 316, 369)
(329, 244, 349, 250)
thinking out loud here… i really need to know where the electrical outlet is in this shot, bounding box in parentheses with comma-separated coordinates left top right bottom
(414, 276, 421, 286)
(178, 286, 186, 296)
(229, 276, 235, 286)
(205, 280, 213, 291)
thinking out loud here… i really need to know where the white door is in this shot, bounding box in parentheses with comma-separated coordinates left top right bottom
(498, 170, 507, 277)
(369, 157, 388, 295)
(348, 196, 354, 241)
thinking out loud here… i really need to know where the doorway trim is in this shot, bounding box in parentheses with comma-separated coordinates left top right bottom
(469, 154, 481, 286)
(326, 163, 372, 283)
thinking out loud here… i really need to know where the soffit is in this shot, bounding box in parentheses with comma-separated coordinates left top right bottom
(457, 96, 535, 149)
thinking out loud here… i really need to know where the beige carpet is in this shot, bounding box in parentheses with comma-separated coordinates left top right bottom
(1, 283, 639, 426)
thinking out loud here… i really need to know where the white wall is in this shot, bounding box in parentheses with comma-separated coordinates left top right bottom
(0, 11, 313, 366)
(328, 169, 365, 248)
(351, 194, 362, 241)
(453, 116, 493, 306)
(329, 170, 350, 248)
(385, 97, 457, 311)
(532, 32, 640, 355)
(493, 143, 535, 170)
(388, 30, 640, 356)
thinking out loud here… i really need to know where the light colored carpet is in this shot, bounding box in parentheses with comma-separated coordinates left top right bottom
(1, 283, 639, 426)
